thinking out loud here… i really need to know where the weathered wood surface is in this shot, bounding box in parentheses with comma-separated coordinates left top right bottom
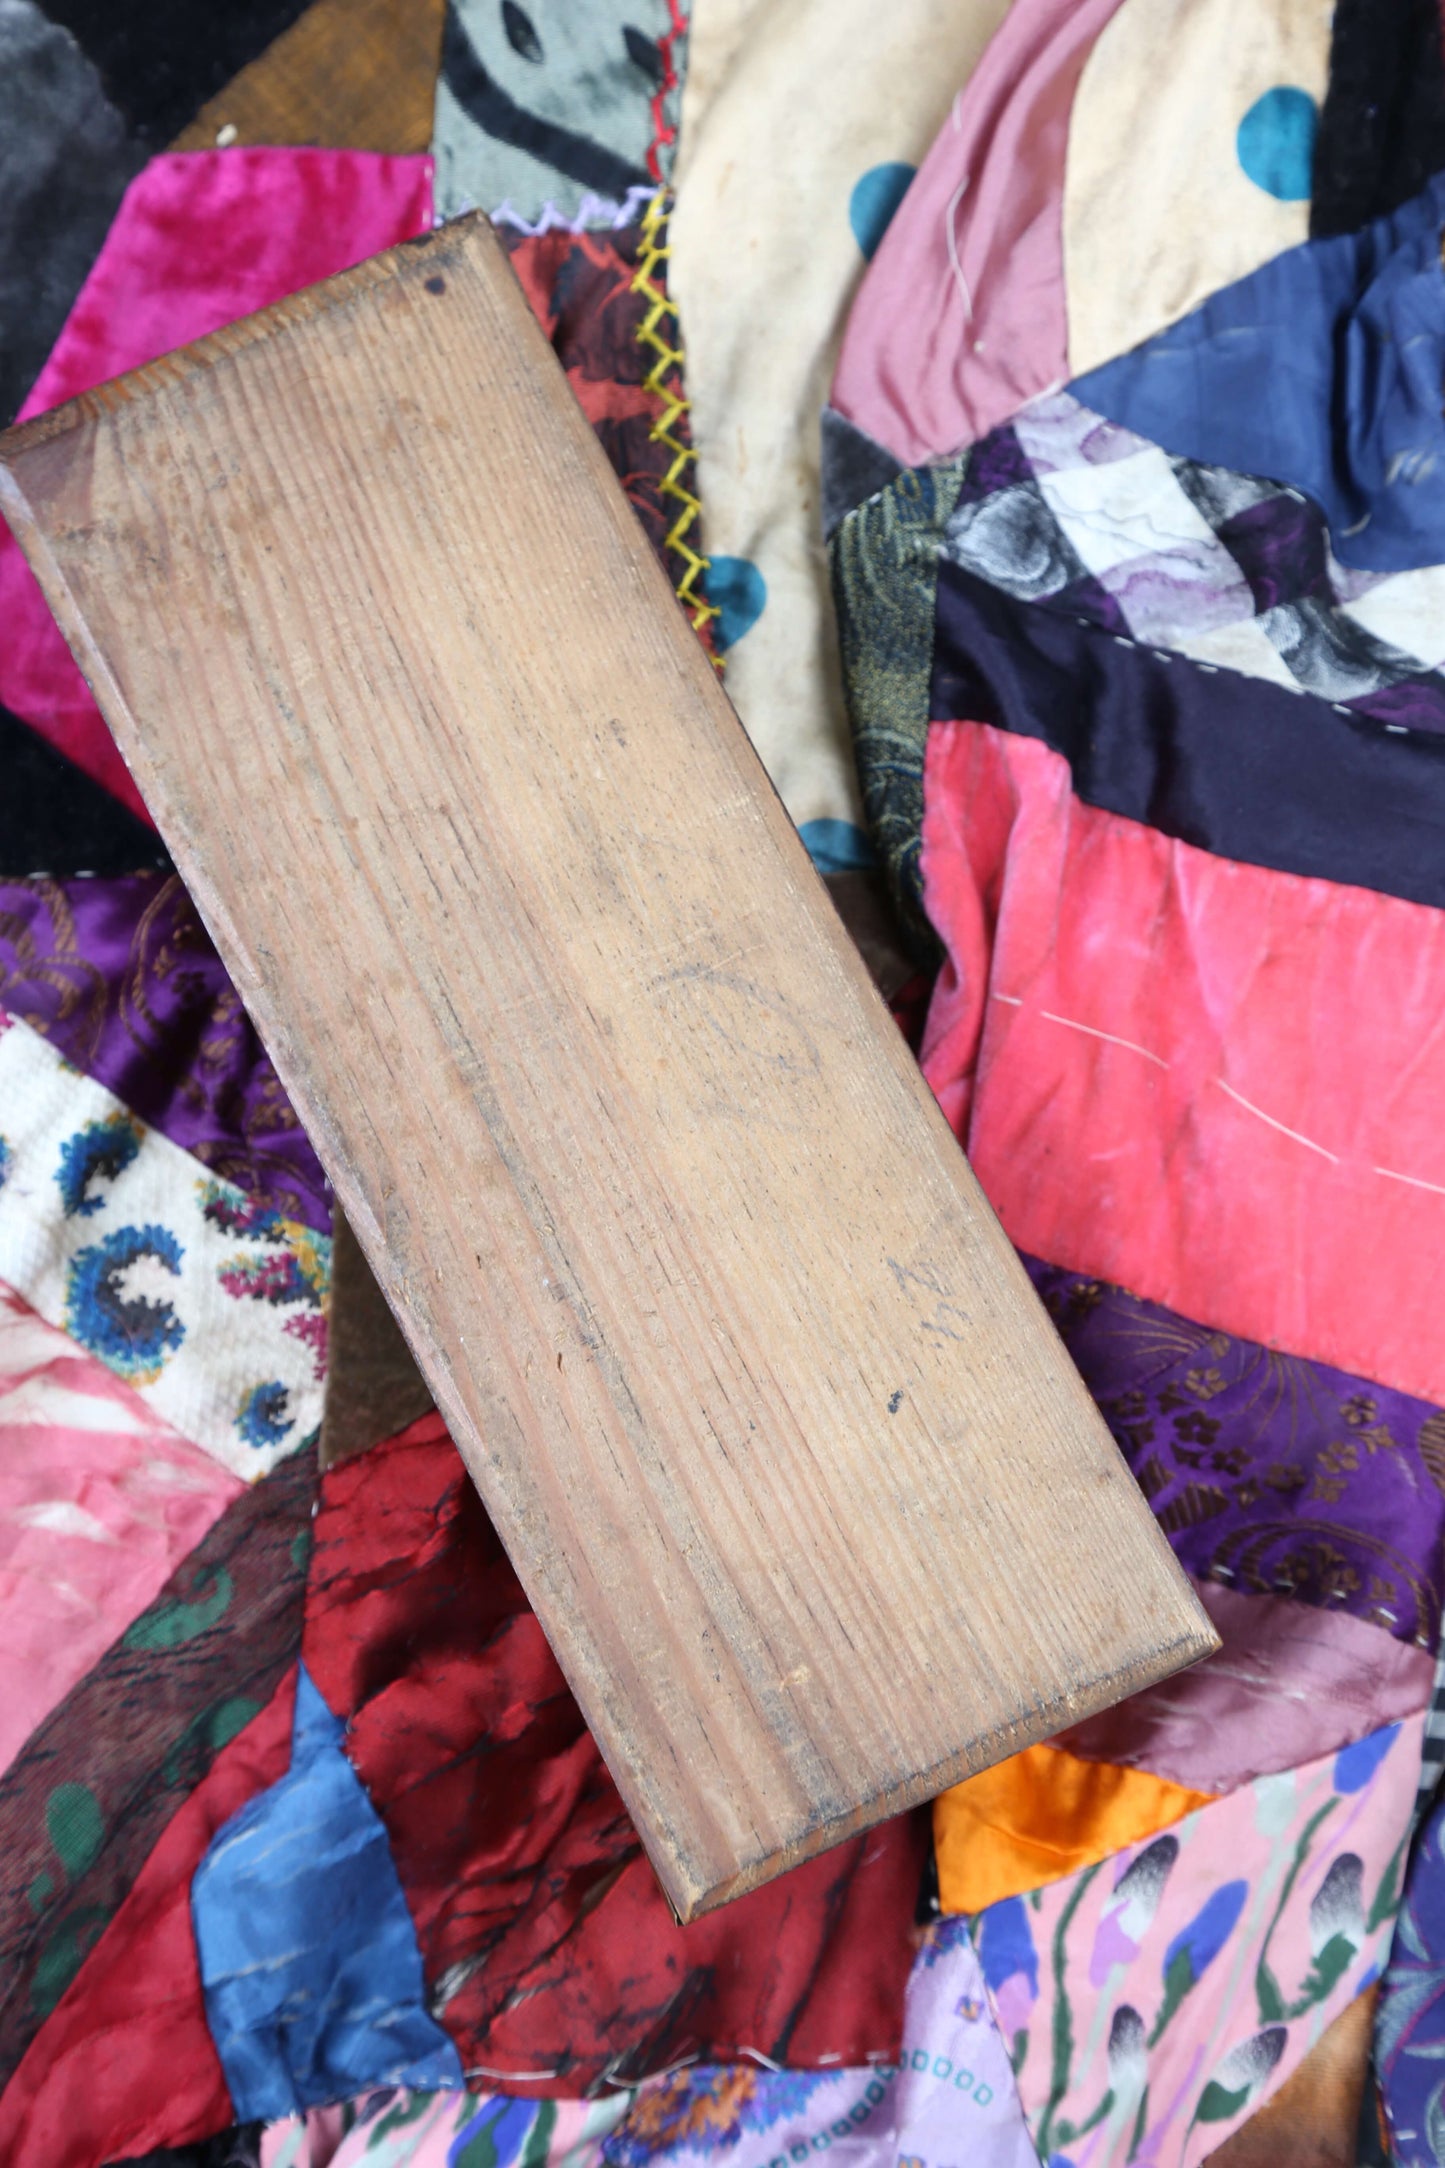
(0, 216, 1216, 1919)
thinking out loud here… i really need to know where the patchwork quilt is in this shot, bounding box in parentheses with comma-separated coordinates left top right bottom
(4, 1, 1445, 2164)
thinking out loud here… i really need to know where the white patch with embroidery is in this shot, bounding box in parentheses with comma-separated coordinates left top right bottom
(0, 1010, 328, 1478)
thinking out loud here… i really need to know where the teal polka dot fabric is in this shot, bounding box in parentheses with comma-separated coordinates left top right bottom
(1236, 86, 1317, 202)
(701, 554, 767, 650)
(848, 162, 917, 260)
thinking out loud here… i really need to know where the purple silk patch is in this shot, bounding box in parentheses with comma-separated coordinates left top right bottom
(1028, 1258, 1445, 1650)
(0, 873, 329, 1230)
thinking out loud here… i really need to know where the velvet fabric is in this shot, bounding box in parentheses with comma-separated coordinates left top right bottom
(0, 701, 169, 878)
(1311, 0, 1445, 241)
(0, 0, 142, 427)
(2, 149, 434, 818)
(919, 721, 1445, 1406)
(39, 0, 312, 146)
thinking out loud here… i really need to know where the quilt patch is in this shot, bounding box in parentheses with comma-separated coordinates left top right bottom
(0, 1010, 328, 1477)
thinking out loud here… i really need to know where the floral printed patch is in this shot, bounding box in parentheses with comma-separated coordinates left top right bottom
(978, 1715, 1421, 2168)
(0, 1008, 327, 1477)
(604, 1919, 1037, 2168)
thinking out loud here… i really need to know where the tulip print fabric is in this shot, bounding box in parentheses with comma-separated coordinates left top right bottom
(262, 2091, 631, 2168)
(976, 1719, 1418, 2168)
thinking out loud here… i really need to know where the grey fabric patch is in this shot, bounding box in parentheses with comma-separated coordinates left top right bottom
(432, 0, 683, 225)
(820, 405, 904, 542)
(0, 0, 143, 425)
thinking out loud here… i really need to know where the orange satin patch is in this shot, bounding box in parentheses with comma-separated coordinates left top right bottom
(934, 1744, 1215, 1915)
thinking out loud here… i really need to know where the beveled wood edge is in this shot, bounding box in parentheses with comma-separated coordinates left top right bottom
(0, 218, 472, 461)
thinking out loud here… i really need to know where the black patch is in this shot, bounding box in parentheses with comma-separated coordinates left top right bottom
(39, 0, 312, 144)
(1312, 0, 1445, 237)
(0, 700, 172, 877)
(820, 406, 904, 541)
(425, 274, 447, 294)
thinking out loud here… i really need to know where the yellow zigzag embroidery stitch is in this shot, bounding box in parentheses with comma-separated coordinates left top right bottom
(631, 189, 720, 643)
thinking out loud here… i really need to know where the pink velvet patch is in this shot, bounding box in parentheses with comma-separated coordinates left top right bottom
(830, 0, 1123, 467)
(2, 149, 434, 820)
(920, 720, 1445, 1404)
(0, 1277, 242, 1777)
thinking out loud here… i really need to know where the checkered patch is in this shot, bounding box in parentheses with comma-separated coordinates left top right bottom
(941, 392, 1445, 728)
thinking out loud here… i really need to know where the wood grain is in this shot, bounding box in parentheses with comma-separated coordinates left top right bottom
(0, 216, 1217, 1919)
(170, 0, 444, 154)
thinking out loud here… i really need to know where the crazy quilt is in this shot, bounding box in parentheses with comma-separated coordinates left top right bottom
(8, 1, 1445, 2163)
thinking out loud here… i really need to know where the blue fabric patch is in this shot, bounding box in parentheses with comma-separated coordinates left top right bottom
(975, 1895, 1038, 1997)
(192, 1664, 462, 2118)
(451, 2094, 539, 2167)
(1236, 86, 1317, 200)
(1335, 1721, 1400, 1794)
(1162, 1880, 1247, 1986)
(849, 163, 917, 260)
(1069, 171, 1445, 572)
(702, 554, 767, 649)
(798, 819, 875, 875)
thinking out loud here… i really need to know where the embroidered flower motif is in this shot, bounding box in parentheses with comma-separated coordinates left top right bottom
(64, 1224, 186, 1382)
(56, 1112, 143, 1218)
(236, 1380, 294, 1452)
